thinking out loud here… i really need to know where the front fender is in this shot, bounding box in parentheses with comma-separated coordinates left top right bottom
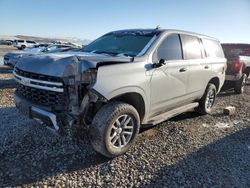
(93, 85, 149, 123)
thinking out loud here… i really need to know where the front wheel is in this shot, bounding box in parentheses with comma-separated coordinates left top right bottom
(20, 45, 26, 50)
(90, 101, 140, 158)
(234, 73, 247, 94)
(196, 83, 217, 115)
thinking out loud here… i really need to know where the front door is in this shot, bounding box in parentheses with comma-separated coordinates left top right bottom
(149, 34, 189, 117)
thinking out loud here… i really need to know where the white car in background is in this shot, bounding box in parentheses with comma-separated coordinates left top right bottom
(23, 43, 50, 53)
(13, 40, 37, 50)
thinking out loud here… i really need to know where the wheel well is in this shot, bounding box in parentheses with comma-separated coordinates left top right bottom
(111, 92, 145, 122)
(244, 67, 250, 77)
(208, 77, 220, 92)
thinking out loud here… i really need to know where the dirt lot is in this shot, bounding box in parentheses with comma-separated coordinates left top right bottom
(0, 45, 16, 58)
(0, 55, 249, 186)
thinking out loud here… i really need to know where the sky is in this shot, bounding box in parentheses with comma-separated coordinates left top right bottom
(0, 0, 250, 43)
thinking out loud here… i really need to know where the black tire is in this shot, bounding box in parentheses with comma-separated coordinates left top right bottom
(234, 73, 247, 94)
(196, 83, 217, 115)
(90, 101, 140, 158)
(20, 45, 26, 50)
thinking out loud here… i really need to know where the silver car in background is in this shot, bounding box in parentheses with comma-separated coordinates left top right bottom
(4, 44, 80, 67)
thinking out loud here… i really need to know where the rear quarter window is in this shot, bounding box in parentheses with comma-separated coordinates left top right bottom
(181, 35, 202, 59)
(202, 39, 224, 58)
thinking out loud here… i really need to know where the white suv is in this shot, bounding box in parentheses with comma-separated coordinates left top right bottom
(13, 40, 37, 50)
(14, 29, 226, 157)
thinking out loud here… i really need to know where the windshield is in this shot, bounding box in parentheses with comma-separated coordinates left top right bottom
(82, 31, 157, 57)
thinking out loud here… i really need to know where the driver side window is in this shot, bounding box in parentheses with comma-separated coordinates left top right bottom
(157, 34, 183, 61)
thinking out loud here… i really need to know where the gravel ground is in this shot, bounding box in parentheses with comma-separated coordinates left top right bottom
(0, 67, 249, 187)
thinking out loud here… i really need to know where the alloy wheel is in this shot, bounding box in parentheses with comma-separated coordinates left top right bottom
(109, 114, 134, 148)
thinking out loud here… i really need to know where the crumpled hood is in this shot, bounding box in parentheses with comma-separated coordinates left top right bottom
(15, 52, 132, 78)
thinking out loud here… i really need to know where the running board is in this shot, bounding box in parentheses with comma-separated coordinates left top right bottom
(147, 102, 199, 125)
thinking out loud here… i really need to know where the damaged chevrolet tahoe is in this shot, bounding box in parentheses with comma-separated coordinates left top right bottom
(13, 29, 226, 158)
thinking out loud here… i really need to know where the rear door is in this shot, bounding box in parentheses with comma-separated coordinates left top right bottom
(149, 33, 189, 117)
(26, 41, 36, 48)
(181, 34, 210, 98)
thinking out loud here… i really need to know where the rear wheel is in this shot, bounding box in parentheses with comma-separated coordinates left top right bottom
(90, 101, 140, 158)
(235, 73, 247, 94)
(196, 83, 217, 115)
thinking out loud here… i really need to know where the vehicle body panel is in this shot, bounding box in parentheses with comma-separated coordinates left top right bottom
(148, 60, 189, 117)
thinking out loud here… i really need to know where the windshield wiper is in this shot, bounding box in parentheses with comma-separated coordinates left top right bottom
(83, 50, 135, 57)
(117, 53, 134, 57)
(92, 50, 119, 56)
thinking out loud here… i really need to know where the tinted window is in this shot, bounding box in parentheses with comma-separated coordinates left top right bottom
(17, 40, 24, 43)
(157, 34, 182, 60)
(27, 41, 36, 44)
(221, 44, 250, 58)
(203, 39, 224, 58)
(181, 35, 202, 59)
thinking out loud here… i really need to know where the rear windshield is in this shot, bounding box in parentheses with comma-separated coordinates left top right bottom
(222, 44, 250, 58)
(82, 30, 158, 57)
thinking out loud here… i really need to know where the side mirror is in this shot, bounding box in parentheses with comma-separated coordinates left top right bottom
(152, 59, 166, 68)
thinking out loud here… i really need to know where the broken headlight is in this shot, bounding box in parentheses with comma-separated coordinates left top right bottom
(82, 69, 97, 84)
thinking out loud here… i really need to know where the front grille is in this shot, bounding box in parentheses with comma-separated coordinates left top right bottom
(16, 83, 68, 107)
(15, 67, 61, 82)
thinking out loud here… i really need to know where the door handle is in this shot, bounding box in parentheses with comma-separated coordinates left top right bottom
(179, 67, 187, 72)
(204, 65, 209, 69)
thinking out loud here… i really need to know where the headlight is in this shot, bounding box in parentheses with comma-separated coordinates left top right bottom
(81, 69, 97, 84)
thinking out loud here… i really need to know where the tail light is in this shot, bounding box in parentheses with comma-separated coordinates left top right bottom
(233, 60, 241, 73)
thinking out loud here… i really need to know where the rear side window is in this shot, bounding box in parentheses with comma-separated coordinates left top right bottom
(27, 41, 36, 44)
(202, 39, 224, 58)
(17, 40, 24, 43)
(157, 34, 183, 60)
(181, 35, 202, 59)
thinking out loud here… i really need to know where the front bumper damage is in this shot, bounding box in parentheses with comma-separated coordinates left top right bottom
(14, 87, 106, 133)
(13, 55, 109, 132)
